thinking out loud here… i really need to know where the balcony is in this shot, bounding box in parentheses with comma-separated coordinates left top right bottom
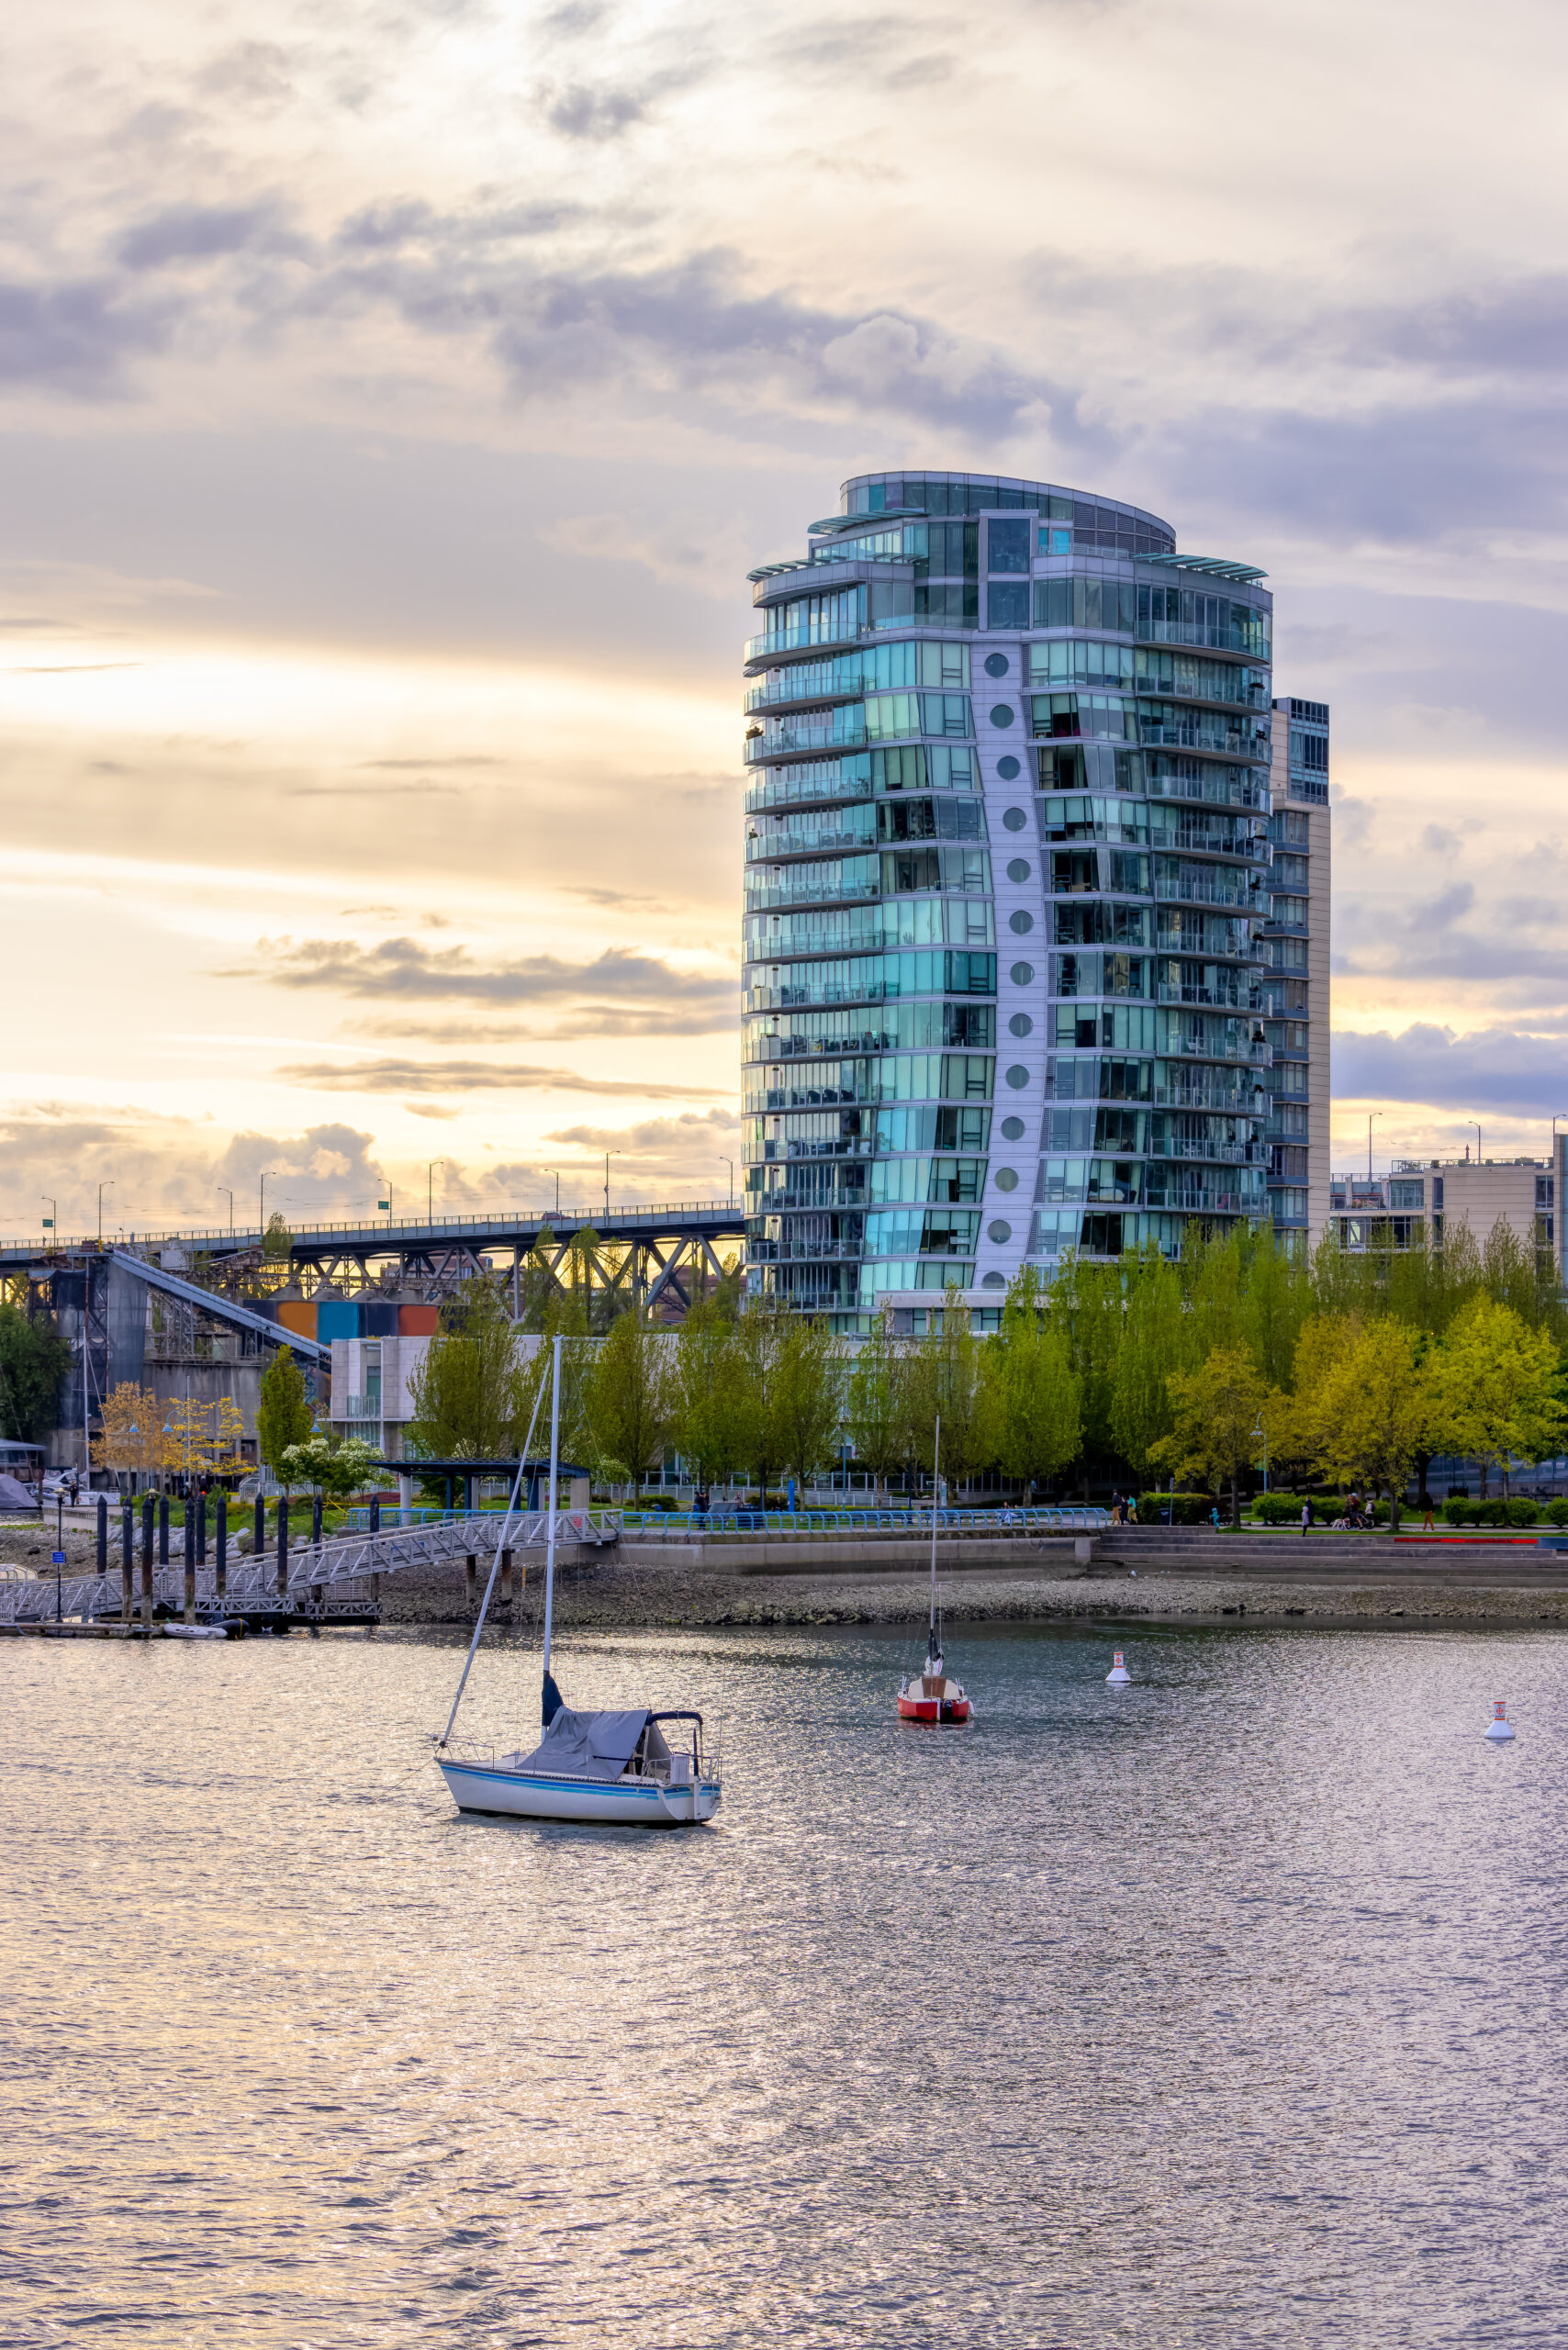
(1153, 1085, 1263, 1112)
(745, 771, 875, 814)
(1154, 981, 1260, 1009)
(744, 623, 872, 666)
(1150, 1139, 1260, 1166)
(745, 670, 866, 716)
(745, 877, 880, 912)
(745, 712, 869, 764)
(746, 822, 875, 860)
(1155, 875, 1260, 910)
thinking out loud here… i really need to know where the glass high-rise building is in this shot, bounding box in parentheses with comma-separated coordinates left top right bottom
(743, 472, 1276, 1330)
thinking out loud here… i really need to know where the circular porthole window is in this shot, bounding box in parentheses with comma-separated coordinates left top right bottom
(997, 755, 1021, 780)
(1009, 909, 1034, 934)
(995, 1167, 1019, 1192)
(1009, 1012, 1033, 1037)
(981, 1270, 1006, 1288)
(1006, 857, 1031, 884)
(989, 703, 1015, 728)
(1008, 962, 1033, 987)
(1004, 1064, 1029, 1090)
(1001, 1114, 1025, 1140)
(988, 1220, 1013, 1245)
(1002, 806, 1026, 832)
(983, 652, 1010, 678)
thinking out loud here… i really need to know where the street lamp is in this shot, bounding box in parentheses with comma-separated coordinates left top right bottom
(1367, 1110, 1382, 1182)
(604, 1150, 621, 1218)
(217, 1186, 234, 1238)
(259, 1171, 278, 1237)
(377, 1186, 393, 1222)
(97, 1181, 114, 1245)
(545, 1170, 561, 1216)
(427, 1159, 444, 1225)
(1253, 1416, 1269, 1495)
(40, 1195, 56, 1242)
(721, 1157, 734, 1206)
(1472, 1120, 1483, 1164)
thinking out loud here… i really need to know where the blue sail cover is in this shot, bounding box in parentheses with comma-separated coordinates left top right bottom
(509, 1707, 651, 1782)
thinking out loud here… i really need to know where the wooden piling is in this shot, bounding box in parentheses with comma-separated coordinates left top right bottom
(196, 1493, 207, 1566)
(500, 1547, 513, 1610)
(276, 1497, 289, 1606)
(120, 1501, 133, 1622)
(158, 1494, 170, 1566)
(184, 1496, 196, 1622)
(312, 1494, 323, 1547)
(96, 1495, 108, 1573)
(216, 1497, 228, 1606)
(253, 1494, 265, 1561)
(465, 1552, 477, 1610)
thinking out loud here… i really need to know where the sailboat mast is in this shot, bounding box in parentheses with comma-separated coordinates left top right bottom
(930, 1412, 940, 1634)
(542, 1333, 562, 1678)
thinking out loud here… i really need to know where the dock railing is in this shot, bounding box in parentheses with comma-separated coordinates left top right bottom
(619, 1505, 1110, 1537)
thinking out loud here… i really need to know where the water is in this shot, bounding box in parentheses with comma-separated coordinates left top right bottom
(3, 1620, 1564, 2346)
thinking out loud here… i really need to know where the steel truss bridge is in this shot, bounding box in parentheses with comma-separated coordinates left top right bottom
(0, 1506, 620, 1627)
(0, 1200, 746, 1320)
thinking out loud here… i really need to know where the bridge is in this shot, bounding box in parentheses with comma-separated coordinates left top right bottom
(0, 1506, 621, 1628)
(0, 1199, 747, 1317)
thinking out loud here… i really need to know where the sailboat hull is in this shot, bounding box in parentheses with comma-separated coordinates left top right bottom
(438, 1757, 722, 1827)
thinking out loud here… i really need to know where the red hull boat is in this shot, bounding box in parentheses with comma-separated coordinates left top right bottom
(898, 1637, 971, 1726)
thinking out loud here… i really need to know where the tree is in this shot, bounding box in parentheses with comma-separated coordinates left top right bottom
(255, 1347, 315, 1479)
(1045, 1251, 1121, 1486)
(729, 1299, 790, 1498)
(1238, 1224, 1314, 1391)
(1108, 1245, 1186, 1478)
(165, 1395, 248, 1483)
(902, 1286, 999, 1491)
(0, 1303, 71, 1443)
(1269, 1315, 1361, 1488)
(844, 1306, 910, 1504)
(262, 1213, 292, 1260)
(1428, 1293, 1567, 1497)
(669, 1300, 746, 1495)
(770, 1315, 846, 1495)
(95, 1382, 168, 1485)
(585, 1309, 672, 1493)
(405, 1278, 529, 1460)
(990, 1266, 1081, 1498)
(1151, 1346, 1269, 1527)
(279, 1433, 384, 1501)
(1312, 1319, 1431, 1529)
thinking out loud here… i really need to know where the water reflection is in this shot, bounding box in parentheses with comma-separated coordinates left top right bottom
(2, 1622, 1560, 2346)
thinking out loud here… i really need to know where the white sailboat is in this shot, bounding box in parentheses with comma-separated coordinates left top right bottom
(434, 1335, 722, 1828)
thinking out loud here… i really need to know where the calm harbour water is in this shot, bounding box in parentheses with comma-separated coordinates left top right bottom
(3, 1618, 1565, 2348)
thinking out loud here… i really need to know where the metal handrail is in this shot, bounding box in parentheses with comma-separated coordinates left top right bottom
(1, 1200, 741, 1253)
(620, 1505, 1110, 1535)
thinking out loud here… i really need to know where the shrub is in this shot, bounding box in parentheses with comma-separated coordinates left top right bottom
(1442, 1498, 1473, 1527)
(1478, 1499, 1509, 1528)
(1506, 1498, 1540, 1528)
(1372, 1499, 1393, 1524)
(1250, 1494, 1297, 1525)
(1546, 1500, 1568, 1528)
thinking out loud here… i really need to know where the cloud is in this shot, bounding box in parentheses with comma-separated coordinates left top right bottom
(1331, 1024, 1568, 1121)
(537, 81, 653, 140)
(249, 935, 734, 1022)
(118, 201, 291, 271)
(1406, 880, 1474, 933)
(544, 1107, 741, 1149)
(274, 1057, 722, 1099)
(0, 278, 171, 393)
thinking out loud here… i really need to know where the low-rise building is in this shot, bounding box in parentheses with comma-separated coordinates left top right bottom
(1327, 1157, 1555, 1266)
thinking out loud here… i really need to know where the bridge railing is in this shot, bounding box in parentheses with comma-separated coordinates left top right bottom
(619, 1505, 1111, 1536)
(1, 1200, 741, 1253)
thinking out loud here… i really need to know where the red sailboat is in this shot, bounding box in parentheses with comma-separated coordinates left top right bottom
(897, 1413, 971, 1725)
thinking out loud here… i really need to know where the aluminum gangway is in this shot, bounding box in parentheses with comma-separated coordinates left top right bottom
(0, 1507, 621, 1626)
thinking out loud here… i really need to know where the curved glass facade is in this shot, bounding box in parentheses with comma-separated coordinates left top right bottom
(743, 472, 1273, 1328)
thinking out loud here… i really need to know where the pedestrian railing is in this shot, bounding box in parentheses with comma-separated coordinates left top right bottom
(619, 1505, 1111, 1536)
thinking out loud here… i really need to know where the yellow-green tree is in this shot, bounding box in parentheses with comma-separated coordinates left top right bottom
(406, 1279, 530, 1460)
(1427, 1294, 1567, 1498)
(1108, 1244, 1186, 1476)
(771, 1315, 847, 1496)
(843, 1305, 910, 1505)
(990, 1266, 1081, 1498)
(669, 1299, 746, 1496)
(1267, 1315, 1361, 1489)
(902, 1286, 999, 1491)
(584, 1307, 672, 1493)
(255, 1348, 315, 1480)
(1151, 1346, 1269, 1527)
(1312, 1318, 1431, 1528)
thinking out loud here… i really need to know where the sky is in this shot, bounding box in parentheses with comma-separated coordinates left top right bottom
(4, 0, 1568, 1239)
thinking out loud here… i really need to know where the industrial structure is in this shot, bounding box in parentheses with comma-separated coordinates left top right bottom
(744, 470, 1289, 1328)
(0, 1200, 744, 1470)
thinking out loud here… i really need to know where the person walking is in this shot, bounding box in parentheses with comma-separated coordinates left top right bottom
(1300, 1499, 1311, 1537)
(1421, 1495, 1436, 1533)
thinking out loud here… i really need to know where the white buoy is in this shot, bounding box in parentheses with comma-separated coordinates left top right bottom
(1105, 1650, 1131, 1685)
(1484, 1700, 1516, 1743)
